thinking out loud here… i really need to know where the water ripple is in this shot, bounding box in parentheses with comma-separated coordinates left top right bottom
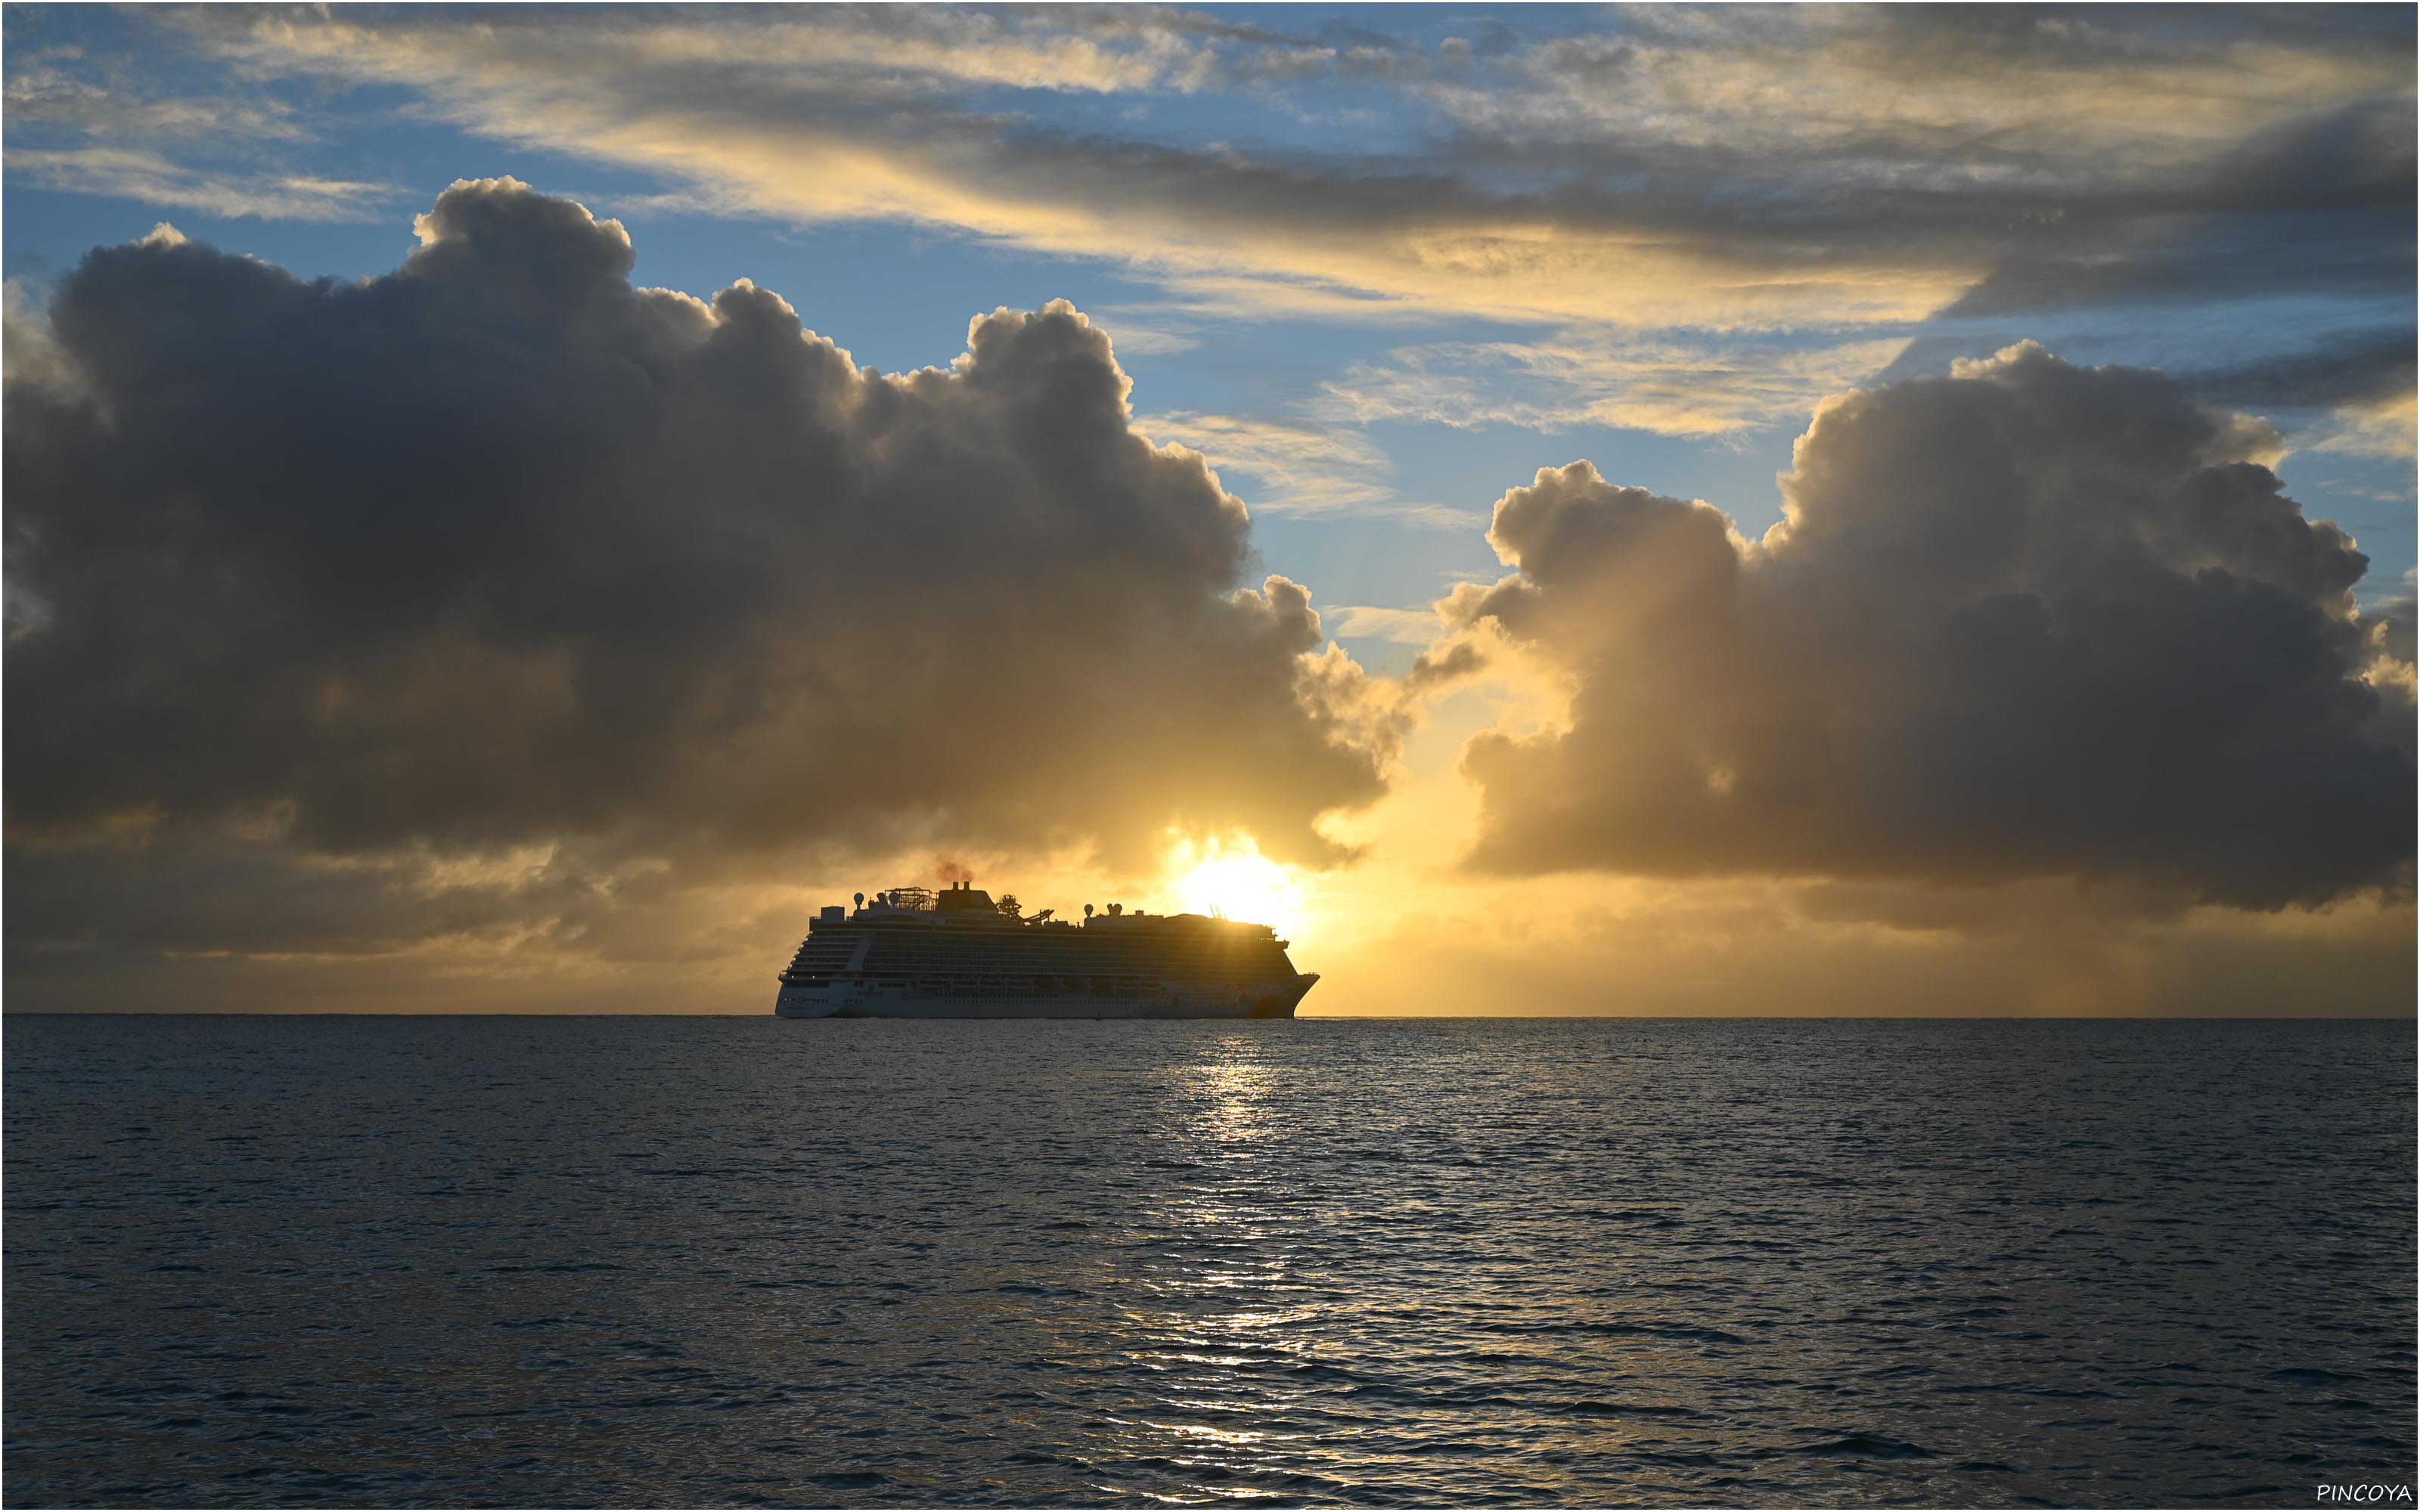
(5, 1015, 2413, 1506)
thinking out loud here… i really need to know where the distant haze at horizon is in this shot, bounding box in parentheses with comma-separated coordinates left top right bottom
(3, 5, 2412, 1016)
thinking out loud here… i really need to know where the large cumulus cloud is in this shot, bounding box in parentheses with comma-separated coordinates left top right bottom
(6, 178, 1394, 903)
(1447, 343, 2413, 908)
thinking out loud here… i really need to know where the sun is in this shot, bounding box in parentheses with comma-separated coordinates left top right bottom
(1168, 841, 1302, 929)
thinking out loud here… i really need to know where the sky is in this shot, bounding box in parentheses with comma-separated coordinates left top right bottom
(4, 3, 2413, 1015)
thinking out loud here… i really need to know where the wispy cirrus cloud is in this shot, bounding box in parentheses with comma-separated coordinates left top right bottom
(3, 32, 396, 222)
(1141, 410, 1477, 527)
(4, 40, 312, 143)
(1319, 604, 1452, 645)
(5, 146, 396, 222)
(1318, 332, 1912, 439)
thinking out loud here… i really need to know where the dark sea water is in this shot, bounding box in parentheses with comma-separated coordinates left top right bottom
(5, 1015, 2413, 1508)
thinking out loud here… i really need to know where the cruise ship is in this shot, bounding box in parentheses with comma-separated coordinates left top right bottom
(774, 881, 1318, 1018)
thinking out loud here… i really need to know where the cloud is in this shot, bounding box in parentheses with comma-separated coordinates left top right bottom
(1319, 333, 1910, 438)
(2361, 596, 2418, 702)
(1308, 872, 2415, 1018)
(1925, 96, 2415, 320)
(2, 274, 81, 399)
(1320, 605, 1450, 645)
(14, 7, 2407, 339)
(2, 30, 395, 222)
(1443, 343, 2413, 908)
(1138, 410, 1474, 526)
(1444, 8, 2410, 175)
(2311, 389, 2418, 460)
(2, 44, 309, 144)
(1075, 317, 1199, 357)
(161, 5, 2403, 332)
(2, 146, 397, 222)
(5, 178, 1403, 983)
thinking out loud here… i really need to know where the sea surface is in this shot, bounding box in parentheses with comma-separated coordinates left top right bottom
(5, 1015, 2413, 1507)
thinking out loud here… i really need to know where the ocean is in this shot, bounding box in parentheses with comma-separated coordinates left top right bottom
(5, 1015, 2412, 1507)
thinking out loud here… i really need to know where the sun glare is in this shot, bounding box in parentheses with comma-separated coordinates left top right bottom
(1168, 841, 1302, 930)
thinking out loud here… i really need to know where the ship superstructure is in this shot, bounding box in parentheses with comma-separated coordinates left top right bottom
(774, 881, 1317, 1018)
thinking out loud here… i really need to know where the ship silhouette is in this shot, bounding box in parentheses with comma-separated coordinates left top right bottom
(774, 880, 1317, 1018)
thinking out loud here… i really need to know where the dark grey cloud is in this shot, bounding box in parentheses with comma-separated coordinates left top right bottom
(5, 180, 1395, 900)
(1445, 343, 2414, 908)
(2181, 332, 2416, 416)
(1875, 323, 2416, 442)
(1922, 98, 2415, 330)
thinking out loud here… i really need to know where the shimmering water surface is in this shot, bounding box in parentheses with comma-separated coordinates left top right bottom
(5, 1016, 2413, 1507)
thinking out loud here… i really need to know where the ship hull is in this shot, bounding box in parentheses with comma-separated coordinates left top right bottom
(775, 975, 1315, 1020)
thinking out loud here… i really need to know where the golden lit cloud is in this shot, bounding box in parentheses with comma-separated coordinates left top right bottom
(2313, 388, 2419, 460)
(178, 9, 1982, 329)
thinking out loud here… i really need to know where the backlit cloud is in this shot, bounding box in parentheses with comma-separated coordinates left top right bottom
(5, 181, 1400, 934)
(1444, 344, 2415, 907)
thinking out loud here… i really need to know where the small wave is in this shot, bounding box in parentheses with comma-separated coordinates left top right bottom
(1799, 1433, 1940, 1460)
(1560, 1399, 1702, 1418)
(2269, 1367, 2361, 1386)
